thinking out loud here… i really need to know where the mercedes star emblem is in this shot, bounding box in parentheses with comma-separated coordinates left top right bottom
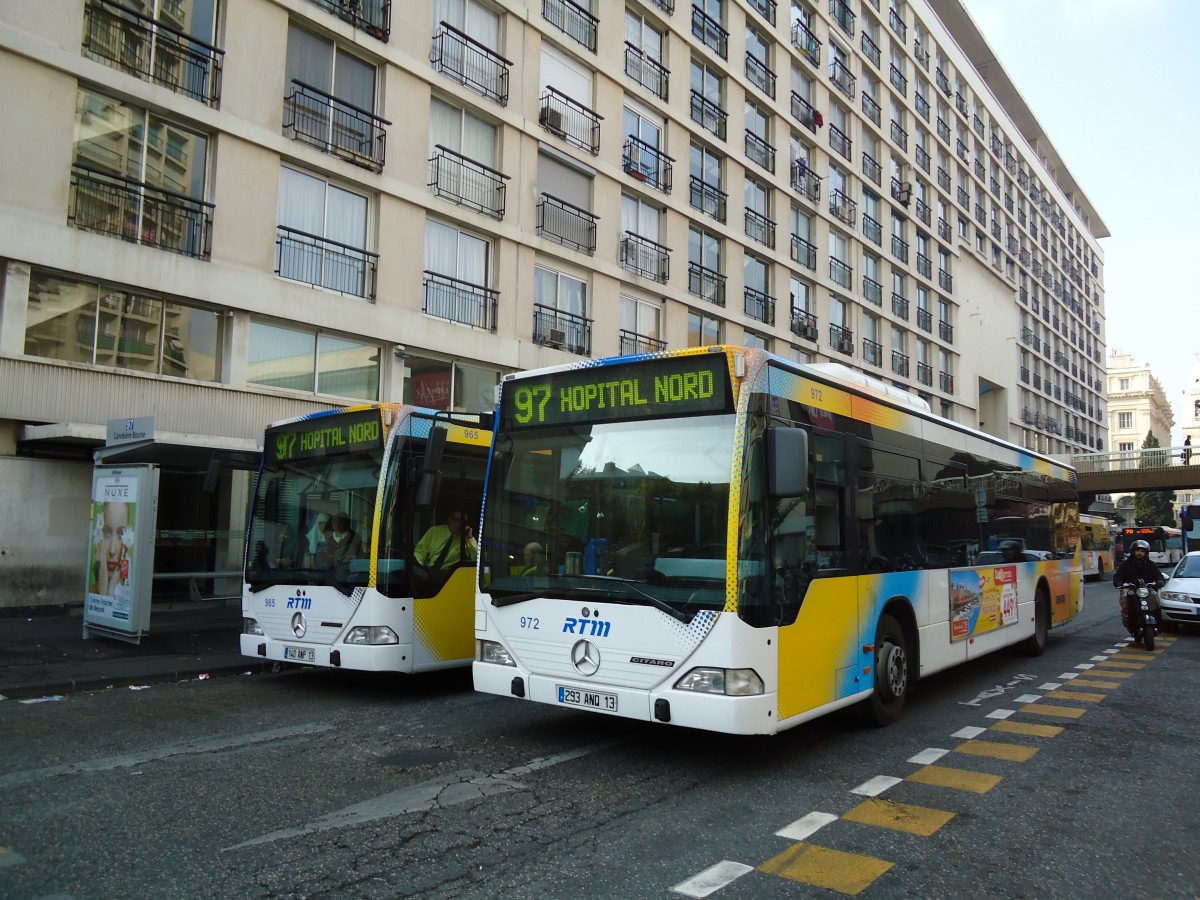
(571, 639, 601, 676)
(291, 612, 307, 638)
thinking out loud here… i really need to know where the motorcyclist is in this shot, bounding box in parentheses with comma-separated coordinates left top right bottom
(999, 539, 1029, 563)
(1111, 539, 1166, 638)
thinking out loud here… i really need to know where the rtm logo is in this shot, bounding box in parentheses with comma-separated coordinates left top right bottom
(287, 597, 312, 610)
(563, 618, 610, 638)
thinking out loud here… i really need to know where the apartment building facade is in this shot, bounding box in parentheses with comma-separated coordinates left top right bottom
(0, 0, 1108, 608)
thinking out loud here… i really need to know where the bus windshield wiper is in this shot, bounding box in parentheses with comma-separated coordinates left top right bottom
(570, 575, 691, 623)
(491, 591, 544, 607)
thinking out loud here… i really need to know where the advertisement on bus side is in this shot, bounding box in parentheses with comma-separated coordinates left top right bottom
(950, 566, 1019, 641)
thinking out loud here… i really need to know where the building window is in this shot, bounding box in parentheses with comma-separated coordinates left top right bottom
(424, 220, 496, 330)
(25, 270, 222, 381)
(248, 322, 379, 400)
(620, 295, 664, 353)
(534, 265, 590, 354)
(1118, 411, 1133, 430)
(403, 356, 500, 411)
(428, 97, 505, 218)
(1118, 377, 1129, 391)
(276, 166, 374, 298)
(688, 309, 722, 347)
(431, 0, 507, 104)
(625, 9, 667, 100)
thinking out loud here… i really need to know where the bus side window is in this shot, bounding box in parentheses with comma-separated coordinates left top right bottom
(814, 485, 843, 569)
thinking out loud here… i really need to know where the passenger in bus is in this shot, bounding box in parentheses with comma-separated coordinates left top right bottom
(304, 513, 332, 567)
(415, 510, 478, 571)
(520, 542, 547, 576)
(328, 514, 361, 564)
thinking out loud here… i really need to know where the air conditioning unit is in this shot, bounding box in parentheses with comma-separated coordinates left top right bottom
(803, 325, 818, 342)
(539, 106, 565, 137)
(896, 182, 913, 205)
(837, 339, 854, 354)
(547, 327, 568, 347)
(830, 202, 844, 220)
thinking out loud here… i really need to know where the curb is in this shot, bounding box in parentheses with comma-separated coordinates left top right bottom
(0, 660, 270, 702)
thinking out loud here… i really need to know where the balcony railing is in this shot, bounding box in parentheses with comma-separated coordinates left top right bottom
(428, 145, 508, 219)
(862, 214, 881, 246)
(745, 130, 776, 172)
(306, 0, 391, 41)
(537, 194, 598, 254)
(889, 63, 907, 96)
(746, 52, 776, 98)
(939, 370, 954, 393)
(936, 67, 950, 95)
(624, 43, 669, 100)
(831, 323, 854, 354)
(830, 0, 855, 35)
(939, 268, 953, 291)
(621, 232, 671, 283)
(915, 197, 931, 226)
(791, 91, 821, 133)
(534, 303, 591, 354)
(915, 144, 930, 173)
(688, 262, 726, 306)
(888, 7, 906, 41)
(915, 92, 930, 121)
(830, 58, 856, 99)
(431, 22, 511, 105)
(624, 137, 673, 193)
(939, 319, 954, 342)
(890, 118, 908, 150)
(914, 41, 930, 70)
(937, 116, 950, 143)
(689, 176, 727, 222)
(891, 234, 909, 262)
(691, 5, 728, 58)
(745, 209, 775, 248)
(829, 124, 852, 161)
(861, 90, 881, 126)
(917, 361, 932, 385)
(619, 329, 667, 355)
(422, 270, 497, 331)
(954, 91, 968, 117)
(917, 307, 932, 331)
(543, 0, 598, 52)
(792, 159, 821, 203)
(863, 275, 882, 305)
(891, 292, 909, 319)
(892, 350, 910, 376)
(938, 216, 951, 241)
(791, 235, 816, 269)
(748, 0, 777, 25)
(862, 151, 881, 185)
(829, 256, 852, 288)
(829, 188, 856, 226)
(861, 32, 880, 68)
(83, 0, 224, 106)
(937, 166, 950, 191)
(863, 338, 882, 366)
(744, 287, 776, 325)
(790, 309, 819, 342)
(283, 80, 389, 172)
(916, 251, 932, 279)
(690, 90, 727, 139)
(276, 224, 378, 298)
(69, 163, 212, 259)
(539, 87, 601, 155)
(791, 21, 821, 66)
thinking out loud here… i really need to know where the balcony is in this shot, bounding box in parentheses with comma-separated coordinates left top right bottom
(745, 52, 776, 99)
(937, 217, 950, 241)
(891, 234, 909, 263)
(83, 0, 224, 106)
(891, 293, 909, 319)
(889, 63, 907, 97)
(691, 5, 728, 58)
(69, 163, 212, 259)
(861, 91, 881, 127)
(621, 232, 671, 283)
(539, 87, 601, 155)
(744, 287, 776, 324)
(543, 0, 598, 52)
(957, 186, 969, 208)
(939, 319, 954, 342)
(534, 303, 591, 354)
(915, 198, 931, 227)
(831, 323, 855, 355)
(790, 235, 817, 270)
(863, 275, 882, 305)
(939, 370, 954, 393)
(536, 194, 598, 254)
(689, 176, 727, 222)
(938, 268, 953, 291)
(830, 58, 856, 100)
(688, 262, 726, 306)
(892, 350, 910, 376)
(973, 114, 985, 138)
(917, 361, 932, 385)
(791, 309, 819, 342)
(791, 158, 822, 202)
(620, 329, 667, 355)
(624, 137, 673, 193)
(936, 116, 950, 143)
(283, 81, 389, 172)
(422, 271, 497, 330)
(305, 0, 391, 40)
(431, 22, 511, 105)
(829, 125, 852, 161)
(862, 151, 881, 185)
(625, 42, 669, 100)
(428, 145, 508, 220)
(863, 338, 882, 366)
(829, 256, 852, 288)
(862, 214, 881, 246)
(935, 67, 950, 95)
(917, 307, 932, 331)
(914, 41, 929, 70)
(790, 91, 821, 134)
(916, 251, 932, 279)
(745, 209, 775, 248)
(745, 130, 776, 172)
(915, 92, 930, 122)
(915, 144, 930, 173)
(956, 138, 969, 161)
(954, 91, 968, 117)
(748, 0, 777, 25)
(690, 90, 727, 140)
(791, 21, 821, 66)
(830, 189, 856, 226)
(888, 7, 906, 40)
(1019, 366, 1030, 384)
(275, 226, 376, 297)
(937, 166, 950, 191)
(861, 32, 880, 68)
(890, 119, 908, 150)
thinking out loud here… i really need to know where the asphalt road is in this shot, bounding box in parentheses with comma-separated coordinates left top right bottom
(1, 580, 1197, 899)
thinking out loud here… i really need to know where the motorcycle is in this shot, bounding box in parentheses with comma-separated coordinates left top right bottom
(1118, 580, 1161, 651)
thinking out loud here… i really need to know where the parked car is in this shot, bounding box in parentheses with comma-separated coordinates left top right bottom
(1159, 551, 1200, 630)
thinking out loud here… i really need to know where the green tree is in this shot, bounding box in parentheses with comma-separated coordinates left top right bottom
(1134, 430, 1175, 525)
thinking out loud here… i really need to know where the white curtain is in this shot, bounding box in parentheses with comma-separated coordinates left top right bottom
(286, 25, 331, 93)
(278, 167, 324, 235)
(334, 51, 375, 110)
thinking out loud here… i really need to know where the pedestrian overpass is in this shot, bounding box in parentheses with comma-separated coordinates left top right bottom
(1069, 445, 1200, 508)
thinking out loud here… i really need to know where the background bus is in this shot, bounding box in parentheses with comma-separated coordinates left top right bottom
(473, 346, 1082, 735)
(242, 404, 491, 673)
(1119, 525, 1182, 567)
(1079, 514, 1115, 581)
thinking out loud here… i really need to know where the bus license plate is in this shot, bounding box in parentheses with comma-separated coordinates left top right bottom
(284, 646, 315, 662)
(558, 685, 617, 712)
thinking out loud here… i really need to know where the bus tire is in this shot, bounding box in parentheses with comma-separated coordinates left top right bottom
(864, 614, 908, 727)
(1020, 585, 1050, 656)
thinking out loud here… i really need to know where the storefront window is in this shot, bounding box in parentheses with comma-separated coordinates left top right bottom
(247, 322, 379, 400)
(403, 355, 499, 411)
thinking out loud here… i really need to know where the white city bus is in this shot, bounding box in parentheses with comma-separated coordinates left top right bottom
(473, 346, 1083, 735)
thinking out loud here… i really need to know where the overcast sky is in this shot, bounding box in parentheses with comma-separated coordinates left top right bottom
(960, 0, 1200, 444)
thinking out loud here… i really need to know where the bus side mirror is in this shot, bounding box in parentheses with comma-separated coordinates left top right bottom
(414, 427, 448, 508)
(767, 427, 809, 498)
(1183, 516, 1193, 533)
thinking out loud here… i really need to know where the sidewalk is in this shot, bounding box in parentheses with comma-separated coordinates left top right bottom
(0, 603, 261, 701)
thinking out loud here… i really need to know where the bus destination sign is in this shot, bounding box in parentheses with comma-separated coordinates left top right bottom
(504, 354, 731, 429)
(267, 409, 384, 463)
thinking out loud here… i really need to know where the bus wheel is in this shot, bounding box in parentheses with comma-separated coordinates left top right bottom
(1020, 586, 1050, 656)
(864, 614, 907, 727)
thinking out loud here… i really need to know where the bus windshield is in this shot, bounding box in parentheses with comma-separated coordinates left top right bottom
(481, 415, 735, 617)
(246, 445, 383, 594)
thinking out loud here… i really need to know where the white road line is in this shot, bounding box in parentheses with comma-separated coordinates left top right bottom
(851, 775, 902, 796)
(225, 742, 619, 851)
(776, 811, 839, 841)
(1090, 655, 1109, 661)
(672, 861, 755, 898)
(1103, 648, 1120, 654)
(1038, 683, 1062, 691)
(1014, 694, 1042, 703)
(908, 748, 949, 765)
(951, 726, 987, 739)
(1074, 663, 1096, 670)
(1058, 672, 1079, 679)
(0, 724, 333, 791)
(986, 708, 1015, 719)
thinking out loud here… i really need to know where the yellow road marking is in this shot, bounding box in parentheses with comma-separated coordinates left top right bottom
(759, 842, 893, 896)
(1068, 678, 1121, 689)
(1086, 668, 1134, 678)
(843, 798, 956, 836)
(906, 765, 1001, 793)
(990, 720, 1063, 738)
(1045, 690, 1106, 702)
(1019, 703, 1087, 719)
(954, 739, 1039, 762)
(1096, 660, 1145, 670)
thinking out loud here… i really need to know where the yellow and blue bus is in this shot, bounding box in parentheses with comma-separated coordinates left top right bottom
(473, 346, 1083, 735)
(1079, 513, 1115, 581)
(242, 404, 491, 673)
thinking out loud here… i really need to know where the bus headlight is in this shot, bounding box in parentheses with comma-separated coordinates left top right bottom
(674, 667, 764, 696)
(344, 626, 399, 645)
(243, 617, 263, 636)
(476, 640, 516, 666)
